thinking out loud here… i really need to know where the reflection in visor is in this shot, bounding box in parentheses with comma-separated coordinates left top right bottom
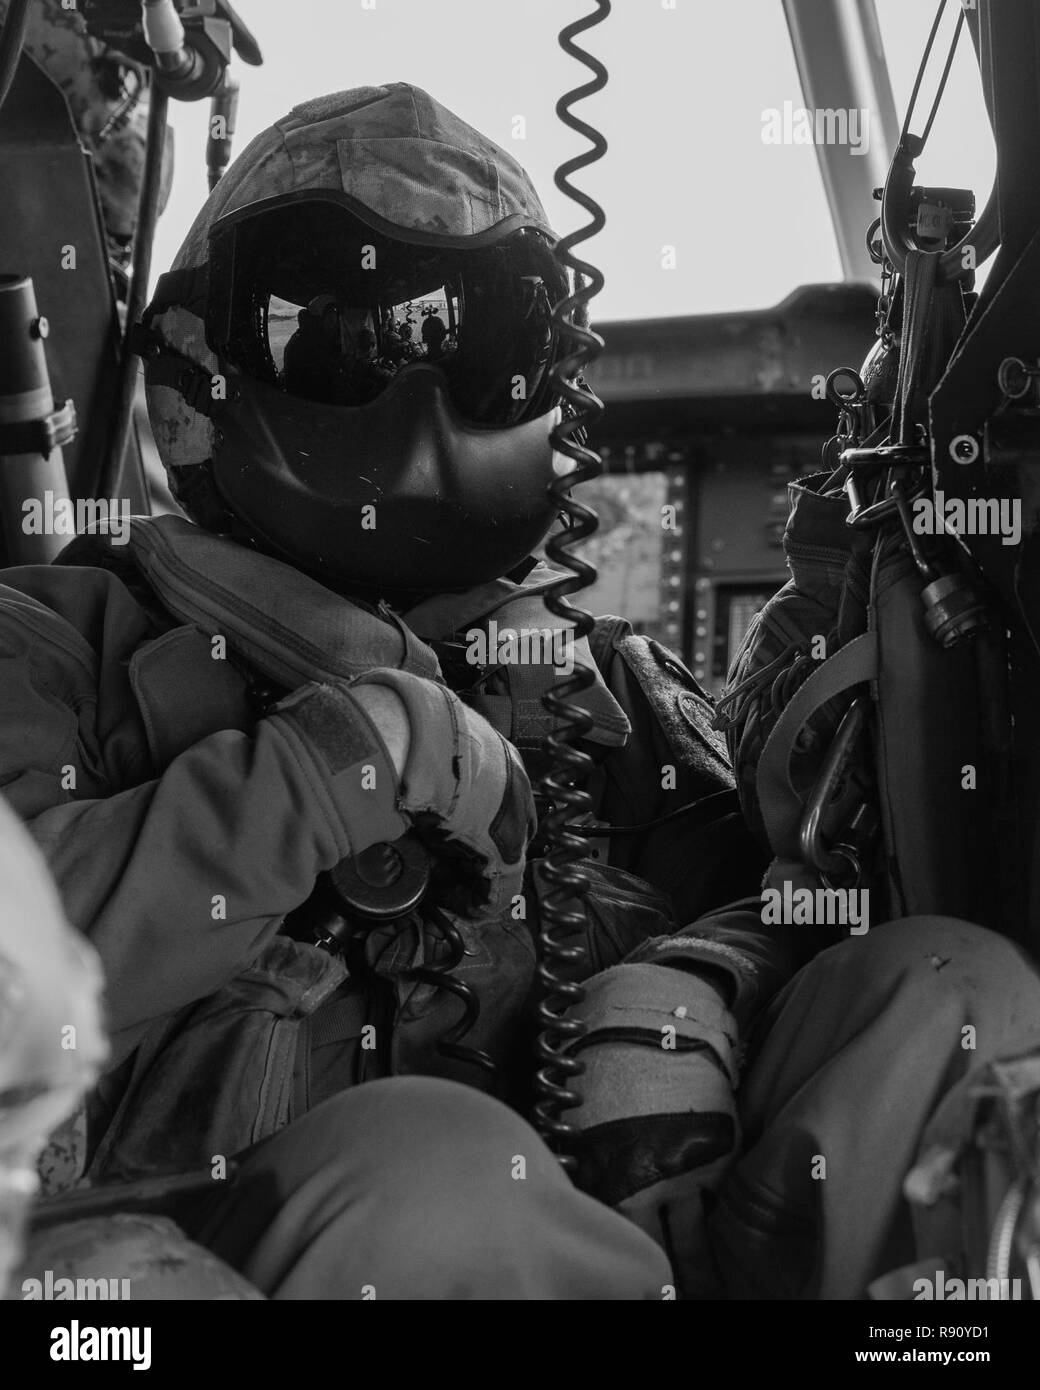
(209, 202, 569, 427)
(272, 288, 461, 410)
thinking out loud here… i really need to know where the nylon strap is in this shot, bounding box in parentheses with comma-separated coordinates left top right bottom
(892, 248, 939, 446)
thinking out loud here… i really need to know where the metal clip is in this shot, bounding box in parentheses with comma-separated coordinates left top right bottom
(799, 696, 871, 875)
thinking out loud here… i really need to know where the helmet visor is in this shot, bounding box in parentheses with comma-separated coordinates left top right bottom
(206, 200, 570, 427)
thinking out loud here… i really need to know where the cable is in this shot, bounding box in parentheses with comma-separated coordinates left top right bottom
(882, 0, 996, 279)
(401, 904, 497, 1082)
(531, 0, 610, 1173)
(101, 78, 168, 501)
(0, 0, 31, 117)
(317, 838, 498, 1085)
(899, 0, 962, 149)
(569, 789, 741, 838)
(919, 9, 963, 148)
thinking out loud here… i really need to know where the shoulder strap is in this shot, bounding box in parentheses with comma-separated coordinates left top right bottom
(124, 515, 442, 689)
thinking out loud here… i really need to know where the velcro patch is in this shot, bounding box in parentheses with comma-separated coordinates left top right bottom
(287, 686, 378, 774)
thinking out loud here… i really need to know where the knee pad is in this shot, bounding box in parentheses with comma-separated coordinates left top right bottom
(564, 963, 741, 1295)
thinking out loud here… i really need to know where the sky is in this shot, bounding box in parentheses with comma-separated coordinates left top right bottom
(152, 0, 998, 322)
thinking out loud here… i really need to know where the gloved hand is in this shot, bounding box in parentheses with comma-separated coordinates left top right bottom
(269, 669, 536, 923)
(564, 960, 741, 1299)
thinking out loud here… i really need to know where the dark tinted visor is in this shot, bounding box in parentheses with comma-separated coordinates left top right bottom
(206, 200, 569, 426)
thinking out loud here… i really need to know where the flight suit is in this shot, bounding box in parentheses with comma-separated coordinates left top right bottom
(0, 514, 723, 1298)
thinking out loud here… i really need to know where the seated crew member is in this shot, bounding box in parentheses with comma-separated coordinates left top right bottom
(133, 76, 764, 1142)
(166, 87, 1037, 1309)
(0, 82, 723, 1299)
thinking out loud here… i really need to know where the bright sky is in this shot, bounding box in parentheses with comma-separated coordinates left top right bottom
(153, 0, 998, 320)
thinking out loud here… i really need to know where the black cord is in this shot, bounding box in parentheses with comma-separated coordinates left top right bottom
(900, 0, 964, 151)
(881, 0, 998, 278)
(920, 9, 963, 147)
(402, 904, 498, 1083)
(569, 788, 740, 838)
(0, 0, 32, 117)
(101, 80, 169, 501)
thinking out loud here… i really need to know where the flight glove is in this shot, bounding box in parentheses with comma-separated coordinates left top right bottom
(270, 669, 536, 923)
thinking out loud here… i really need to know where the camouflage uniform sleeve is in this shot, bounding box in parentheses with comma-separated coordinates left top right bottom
(22, 715, 394, 1066)
(0, 569, 403, 1066)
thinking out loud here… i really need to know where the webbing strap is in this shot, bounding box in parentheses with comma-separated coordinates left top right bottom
(892, 248, 939, 446)
(756, 631, 879, 856)
(148, 266, 208, 316)
(142, 351, 217, 415)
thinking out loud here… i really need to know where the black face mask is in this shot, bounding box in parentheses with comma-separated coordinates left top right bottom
(204, 361, 561, 596)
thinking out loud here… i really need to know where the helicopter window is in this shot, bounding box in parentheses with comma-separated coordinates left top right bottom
(540, 466, 687, 653)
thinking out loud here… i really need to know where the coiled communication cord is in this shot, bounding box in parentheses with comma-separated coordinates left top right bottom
(403, 902, 498, 1083)
(532, 0, 610, 1172)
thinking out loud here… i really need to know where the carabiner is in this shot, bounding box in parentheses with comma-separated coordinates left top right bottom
(891, 480, 938, 581)
(799, 696, 871, 875)
(820, 844, 862, 893)
(825, 366, 866, 410)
